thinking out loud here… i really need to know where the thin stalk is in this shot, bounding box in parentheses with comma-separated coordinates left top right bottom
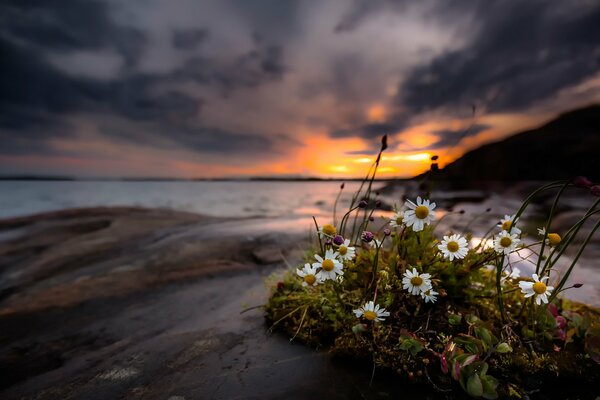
(536, 182, 570, 274)
(512, 181, 568, 223)
(333, 183, 344, 227)
(496, 254, 507, 323)
(548, 218, 600, 303)
(313, 216, 323, 253)
(339, 205, 361, 237)
(540, 205, 600, 276)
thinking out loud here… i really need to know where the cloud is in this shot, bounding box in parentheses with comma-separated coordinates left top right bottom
(427, 124, 491, 150)
(398, 1, 600, 113)
(172, 28, 209, 49)
(0, 0, 293, 164)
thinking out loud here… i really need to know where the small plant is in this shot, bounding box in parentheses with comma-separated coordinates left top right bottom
(265, 136, 600, 398)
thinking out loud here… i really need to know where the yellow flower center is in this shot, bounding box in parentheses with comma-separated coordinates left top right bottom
(364, 310, 377, 321)
(447, 241, 459, 252)
(304, 274, 316, 285)
(396, 216, 403, 224)
(322, 224, 336, 236)
(500, 237, 512, 248)
(548, 233, 561, 246)
(415, 205, 429, 219)
(533, 281, 547, 295)
(410, 276, 423, 286)
(502, 221, 512, 231)
(339, 246, 348, 255)
(322, 259, 335, 271)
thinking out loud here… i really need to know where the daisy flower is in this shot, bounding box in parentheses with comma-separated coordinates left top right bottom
(493, 230, 520, 255)
(438, 234, 469, 261)
(353, 300, 390, 322)
(537, 227, 546, 236)
(519, 273, 554, 305)
(318, 224, 337, 238)
(296, 263, 321, 287)
(498, 214, 521, 235)
(389, 210, 405, 228)
(336, 239, 356, 261)
(313, 249, 343, 281)
(421, 288, 438, 303)
(403, 197, 436, 232)
(402, 267, 432, 295)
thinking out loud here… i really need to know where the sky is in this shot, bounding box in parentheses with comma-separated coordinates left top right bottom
(1, 0, 600, 179)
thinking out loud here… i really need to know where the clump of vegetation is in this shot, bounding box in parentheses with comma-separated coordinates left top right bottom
(265, 136, 600, 398)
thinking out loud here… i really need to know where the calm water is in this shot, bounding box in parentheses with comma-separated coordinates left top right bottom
(0, 181, 382, 219)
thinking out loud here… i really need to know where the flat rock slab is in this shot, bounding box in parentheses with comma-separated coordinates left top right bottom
(1, 207, 444, 399)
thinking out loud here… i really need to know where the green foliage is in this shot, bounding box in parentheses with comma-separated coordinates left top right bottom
(265, 141, 600, 398)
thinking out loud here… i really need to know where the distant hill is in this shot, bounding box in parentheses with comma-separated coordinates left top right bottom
(435, 105, 600, 182)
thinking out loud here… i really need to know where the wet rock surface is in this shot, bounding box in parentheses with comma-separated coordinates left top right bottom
(1, 206, 599, 399)
(0, 207, 445, 400)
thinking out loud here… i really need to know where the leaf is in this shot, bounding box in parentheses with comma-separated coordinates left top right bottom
(565, 328, 577, 345)
(481, 375, 499, 399)
(475, 327, 494, 347)
(448, 314, 463, 325)
(399, 338, 424, 356)
(462, 354, 478, 367)
(451, 360, 461, 381)
(466, 374, 483, 397)
(496, 342, 512, 353)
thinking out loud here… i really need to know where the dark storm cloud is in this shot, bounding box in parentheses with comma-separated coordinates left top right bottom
(331, 121, 407, 139)
(334, 0, 409, 33)
(328, 0, 600, 142)
(0, 0, 145, 65)
(398, 1, 600, 113)
(0, 0, 292, 159)
(172, 29, 209, 49)
(231, 0, 301, 38)
(428, 124, 491, 150)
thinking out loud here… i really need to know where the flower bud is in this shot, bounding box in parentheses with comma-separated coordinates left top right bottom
(573, 283, 583, 288)
(358, 200, 368, 208)
(573, 176, 593, 188)
(383, 228, 391, 236)
(369, 216, 375, 221)
(340, 182, 345, 189)
(361, 231, 374, 243)
(591, 185, 600, 197)
(375, 200, 382, 208)
(547, 233, 561, 246)
(333, 235, 344, 246)
(325, 239, 332, 246)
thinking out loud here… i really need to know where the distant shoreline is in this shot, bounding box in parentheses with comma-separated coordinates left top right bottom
(0, 176, 408, 182)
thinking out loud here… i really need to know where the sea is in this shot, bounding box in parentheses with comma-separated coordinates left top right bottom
(1, 179, 599, 305)
(0, 180, 384, 220)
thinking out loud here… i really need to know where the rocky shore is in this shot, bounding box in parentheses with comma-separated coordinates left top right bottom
(1, 202, 599, 399)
